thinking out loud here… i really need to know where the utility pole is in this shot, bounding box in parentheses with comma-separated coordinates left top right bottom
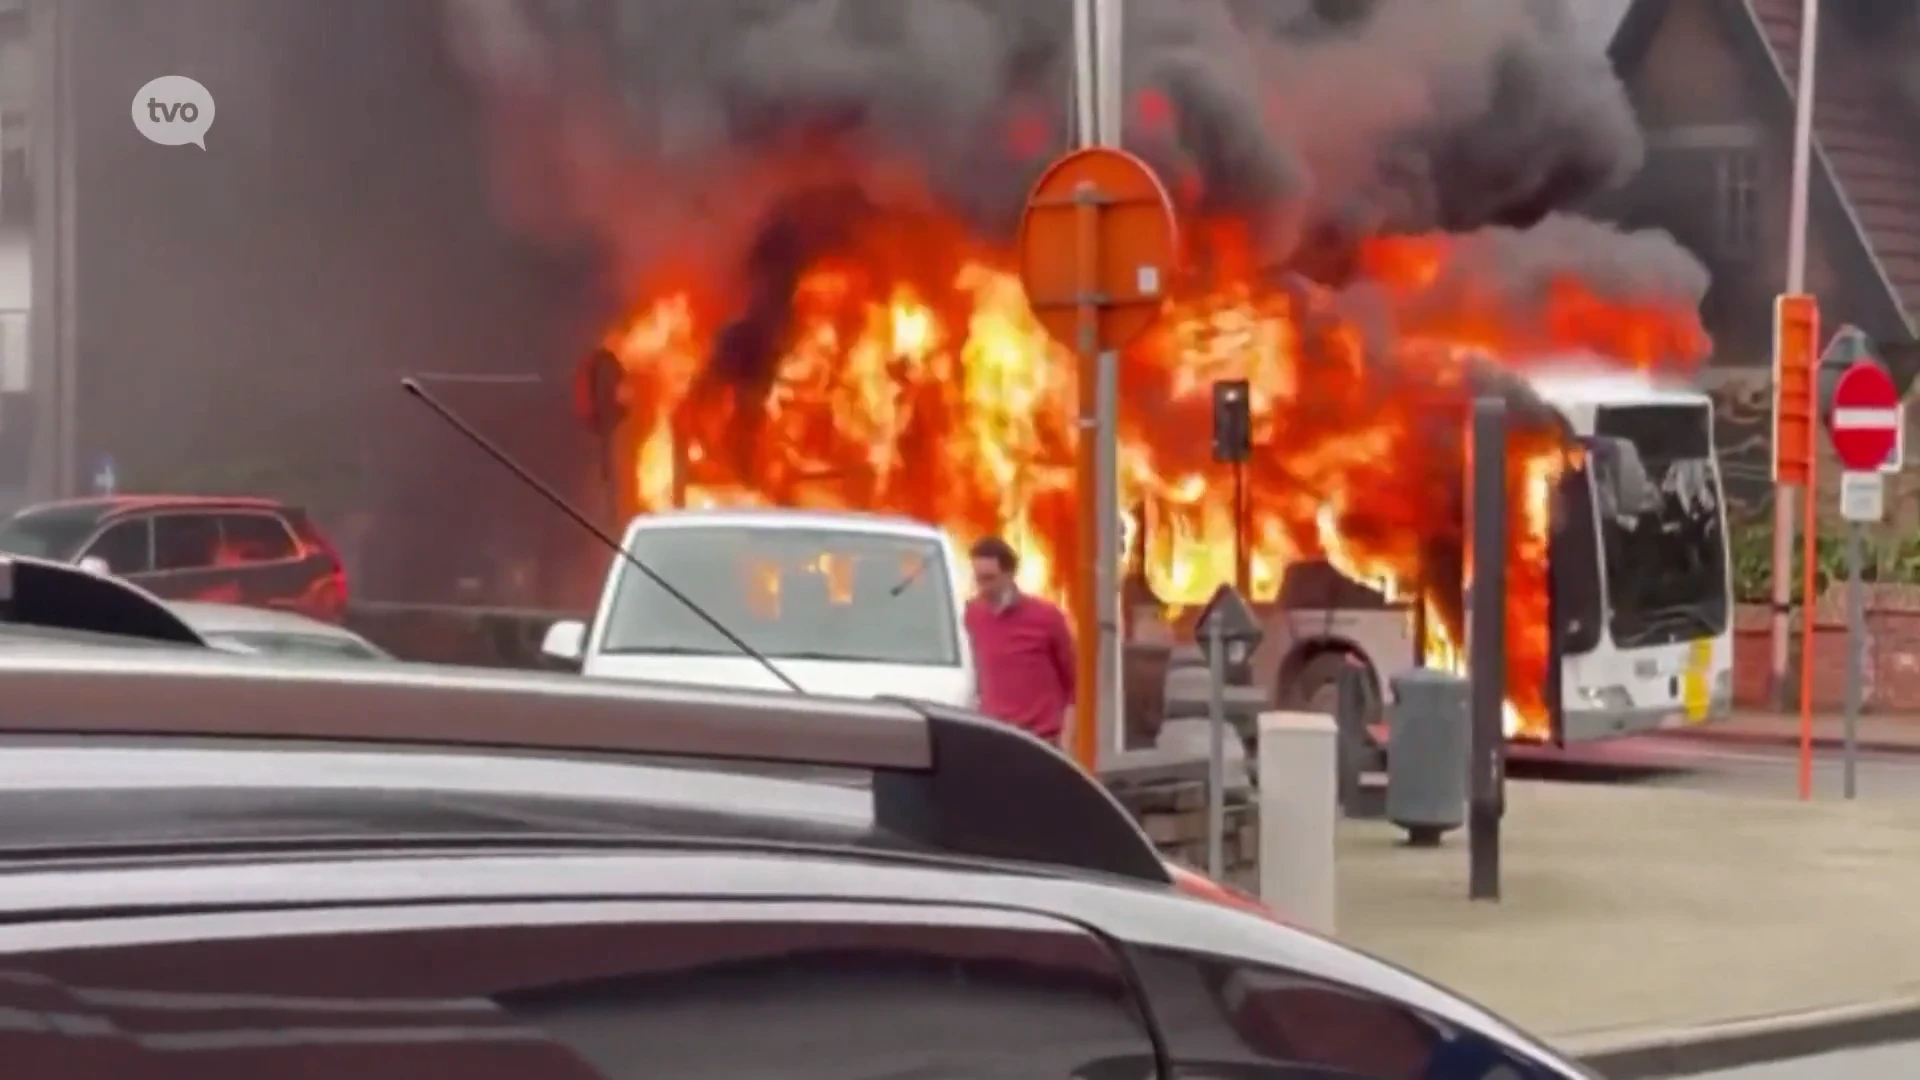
(27, 0, 77, 499)
(1772, 0, 1821, 706)
(1070, 0, 1129, 763)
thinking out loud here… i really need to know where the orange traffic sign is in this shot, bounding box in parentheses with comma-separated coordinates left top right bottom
(1016, 147, 1179, 354)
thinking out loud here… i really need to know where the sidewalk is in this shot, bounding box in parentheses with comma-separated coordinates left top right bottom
(1334, 781, 1920, 1071)
(1697, 709, 1920, 753)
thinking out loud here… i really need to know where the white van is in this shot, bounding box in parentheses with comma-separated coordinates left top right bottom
(541, 508, 977, 706)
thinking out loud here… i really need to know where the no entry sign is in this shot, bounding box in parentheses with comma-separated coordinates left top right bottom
(1827, 362, 1901, 471)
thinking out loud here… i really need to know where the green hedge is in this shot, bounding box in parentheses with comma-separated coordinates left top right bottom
(1729, 518, 1920, 603)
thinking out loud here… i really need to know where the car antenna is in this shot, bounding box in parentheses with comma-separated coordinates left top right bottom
(399, 377, 805, 693)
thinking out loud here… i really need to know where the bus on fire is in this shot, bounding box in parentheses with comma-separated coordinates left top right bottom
(1243, 369, 1733, 745)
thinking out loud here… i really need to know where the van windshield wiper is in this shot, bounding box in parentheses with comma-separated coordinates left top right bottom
(888, 557, 930, 596)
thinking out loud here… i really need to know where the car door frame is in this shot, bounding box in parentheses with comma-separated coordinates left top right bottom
(0, 896, 1172, 1078)
(76, 513, 156, 576)
(127, 508, 235, 600)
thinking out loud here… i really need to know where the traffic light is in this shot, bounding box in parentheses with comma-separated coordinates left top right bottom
(1772, 294, 1818, 487)
(1212, 378, 1252, 463)
(573, 348, 626, 438)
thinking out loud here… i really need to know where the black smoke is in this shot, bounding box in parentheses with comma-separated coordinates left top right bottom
(446, 0, 1673, 268)
(440, 0, 1709, 417)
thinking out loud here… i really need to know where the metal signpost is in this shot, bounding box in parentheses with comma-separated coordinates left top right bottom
(1468, 398, 1507, 901)
(1016, 148, 1178, 773)
(1194, 584, 1262, 878)
(1825, 360, 1901, 799)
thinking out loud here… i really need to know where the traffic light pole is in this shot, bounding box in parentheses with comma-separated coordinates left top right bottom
(1772, 0, 1822, 708)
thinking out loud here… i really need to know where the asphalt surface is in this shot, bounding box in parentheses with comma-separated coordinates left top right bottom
(1507, 732, 1920, 798)
(1680, 1039, 1920, 1077)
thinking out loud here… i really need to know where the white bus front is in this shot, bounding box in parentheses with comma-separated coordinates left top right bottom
(1544, 390, 1735, 741)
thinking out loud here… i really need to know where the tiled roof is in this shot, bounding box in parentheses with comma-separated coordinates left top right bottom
(1746, 0, 1920, 321)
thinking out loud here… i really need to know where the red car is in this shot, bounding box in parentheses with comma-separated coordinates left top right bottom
(0, 494, 350, 622)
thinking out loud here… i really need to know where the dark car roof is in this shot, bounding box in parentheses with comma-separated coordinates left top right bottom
(0, 618, 1563, 1067)
(0, 745, 1544, 1055)
(11, 495, 293, 526)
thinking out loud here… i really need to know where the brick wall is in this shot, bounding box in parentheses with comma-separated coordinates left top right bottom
(1107, 777, 1259, 891)
(1731, 585, 1920, 712)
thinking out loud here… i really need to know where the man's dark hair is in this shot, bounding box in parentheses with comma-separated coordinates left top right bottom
(969, 536, 1019, 571)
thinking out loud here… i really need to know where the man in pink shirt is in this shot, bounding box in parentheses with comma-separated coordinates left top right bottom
(963, 537, 1076, 745)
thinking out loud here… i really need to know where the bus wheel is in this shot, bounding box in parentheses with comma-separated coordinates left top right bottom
(1285, 650, 1382, 748)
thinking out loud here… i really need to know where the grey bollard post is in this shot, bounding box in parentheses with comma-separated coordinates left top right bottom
(1385, 669, 1470, 846)
(1257, 710, 1338, 935)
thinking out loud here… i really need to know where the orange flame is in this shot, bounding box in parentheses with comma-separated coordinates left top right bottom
(601, 209, 1706, 737)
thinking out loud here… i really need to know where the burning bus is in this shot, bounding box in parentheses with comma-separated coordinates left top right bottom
(442, 0, 1725, 743)
(583, 220, 1725, 745)
(1243, 368, 1731, 745)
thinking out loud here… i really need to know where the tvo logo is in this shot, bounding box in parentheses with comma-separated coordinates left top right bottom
(132, 76, 215, 149)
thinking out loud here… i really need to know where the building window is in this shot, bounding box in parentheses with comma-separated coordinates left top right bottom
(1647, 125, 1766, 262)
(0, 109, 27, 226)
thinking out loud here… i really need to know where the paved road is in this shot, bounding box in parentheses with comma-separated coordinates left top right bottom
(1680, 1039, 1920, 1077)
(1509, 733, 1920, 798)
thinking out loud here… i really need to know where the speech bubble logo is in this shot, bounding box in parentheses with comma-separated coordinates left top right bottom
(131, 76, 215, 149)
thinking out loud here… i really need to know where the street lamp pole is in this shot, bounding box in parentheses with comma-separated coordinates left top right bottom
(1772, 0, 1821, 707)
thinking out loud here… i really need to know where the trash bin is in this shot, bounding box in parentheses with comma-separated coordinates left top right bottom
(1385, 668, 1469, 846)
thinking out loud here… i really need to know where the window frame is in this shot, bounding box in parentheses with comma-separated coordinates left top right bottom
(1644, 124, 1764, 261)
(213, 510, 303, 566)
(148, 511, 226, 573)
(1125, 943, 1563, 1079)
(0, 898, 1163, 1079)
(79, 515, 155, 575)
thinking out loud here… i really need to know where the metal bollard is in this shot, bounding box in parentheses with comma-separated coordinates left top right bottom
(1385, 669, 1470, 847)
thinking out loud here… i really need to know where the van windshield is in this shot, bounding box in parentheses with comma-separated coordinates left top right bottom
(600, 525, 961, 666)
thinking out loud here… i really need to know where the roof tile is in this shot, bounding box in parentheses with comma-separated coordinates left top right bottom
(1748, 0, 1920, 316)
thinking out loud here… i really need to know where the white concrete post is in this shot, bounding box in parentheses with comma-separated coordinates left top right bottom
(1256, 710, 1337, 935)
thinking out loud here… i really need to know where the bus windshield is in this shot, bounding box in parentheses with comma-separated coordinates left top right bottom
(1589, 403, 1730, 649)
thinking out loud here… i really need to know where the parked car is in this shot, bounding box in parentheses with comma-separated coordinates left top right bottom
(0, 494, 349, 622)
(169, 599, 390, 661)
(0, 566, 1593, 1078)
(542, 508, 976, 707)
